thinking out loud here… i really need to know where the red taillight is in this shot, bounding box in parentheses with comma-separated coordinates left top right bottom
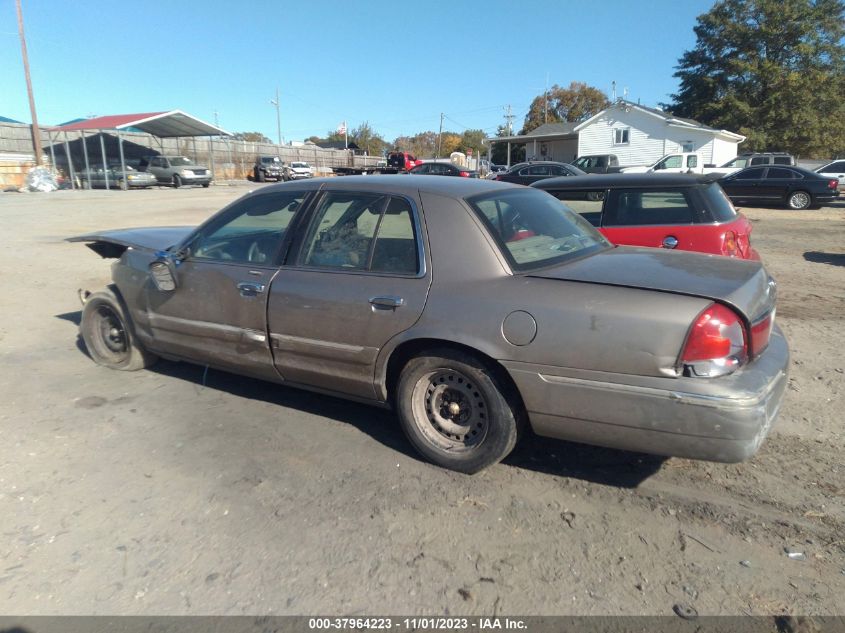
(681, 303, 747, 377)
(749, 311, 774, 356)
(722, 230, 739, 257)
(459, 171, 470, 177)
(829, 179, 839, 190)
(495, 175, 503, 181)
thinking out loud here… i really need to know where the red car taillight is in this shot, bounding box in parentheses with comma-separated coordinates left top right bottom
(749, 311, 774, 357)
(681, 303, 747, 377)
(722, 230, 739, 257)
(459, 171, 470, 177)
(829, 179, 839, 190)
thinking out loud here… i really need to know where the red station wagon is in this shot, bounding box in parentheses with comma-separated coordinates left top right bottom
(533, 174, 759, 260)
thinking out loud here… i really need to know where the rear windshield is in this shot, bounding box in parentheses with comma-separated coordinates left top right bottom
(466, 189, 610, 271)
(701, 183, 738, 222)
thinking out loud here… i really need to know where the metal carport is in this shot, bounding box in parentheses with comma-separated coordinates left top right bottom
(48, 110, 231, 190)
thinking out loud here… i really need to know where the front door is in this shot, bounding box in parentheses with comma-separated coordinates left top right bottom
(267, 190, 430, 400)
(144, 189, 309, 380)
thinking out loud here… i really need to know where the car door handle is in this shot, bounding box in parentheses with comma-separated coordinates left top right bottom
(369, 295, 404, 310)
(237, 281, 266, 297)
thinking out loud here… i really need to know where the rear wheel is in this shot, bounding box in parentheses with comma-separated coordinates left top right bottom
(396, 349, 522, 473)
(172, 174, 182, 188)
(80, 289, 157, 371)
(256, 169, 265, 182)
(787, 190, 811, 210)
(202, 182, 210, 188)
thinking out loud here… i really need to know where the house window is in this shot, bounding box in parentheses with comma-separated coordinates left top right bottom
(682, 142, 694, 153)
(613, 128, 630, 145)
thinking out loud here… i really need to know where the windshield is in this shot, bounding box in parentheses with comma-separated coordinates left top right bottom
(169, 157, 193, 166)
(261, 157, 280, 164)
(467, 189, 611, 271)
(291, 162, 309, 168)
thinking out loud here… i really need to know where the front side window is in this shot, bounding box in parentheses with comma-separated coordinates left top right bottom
(467, 189, 610, 271)
(191, 192, 306, 264)
(655, 155, 682, 170)
(300, 193, 419, 274)
(735, 167, 766, 180)
(603, 189, 696, 226)
(773, 156, 792, 165)
(724, 157, 749, 168)
(613, 128, 630, 145)
(750, 157, 768, 166)
(548, 190, 606, 227)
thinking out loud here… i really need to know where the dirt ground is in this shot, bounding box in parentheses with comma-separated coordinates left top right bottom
(0, 184, 843, 617)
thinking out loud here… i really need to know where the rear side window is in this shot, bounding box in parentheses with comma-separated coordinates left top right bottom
(773, 156, 792, 165)
(700, 183, 738, 222)
(750, 157, 768, 165)
(603, 190, 695, 226)
(300, 193, 419, 274)
(767, 168, 799, 179)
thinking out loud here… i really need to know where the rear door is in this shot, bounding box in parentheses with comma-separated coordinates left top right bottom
(760, 167, 797, 201)
(267, 190, 430, 399)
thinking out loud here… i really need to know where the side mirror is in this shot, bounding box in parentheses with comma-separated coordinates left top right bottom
(149, 258, 177, 292)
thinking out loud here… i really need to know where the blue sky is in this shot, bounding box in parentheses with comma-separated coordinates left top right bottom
(1, 0, 715, 142)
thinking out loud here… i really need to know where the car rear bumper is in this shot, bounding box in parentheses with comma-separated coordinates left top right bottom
(503, 324, 789, 463)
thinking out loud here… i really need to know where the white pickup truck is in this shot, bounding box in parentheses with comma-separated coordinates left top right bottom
(620, 152, 705, 174)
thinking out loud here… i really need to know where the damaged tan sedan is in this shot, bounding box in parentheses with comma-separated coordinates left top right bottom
(71, 177, 789, 473)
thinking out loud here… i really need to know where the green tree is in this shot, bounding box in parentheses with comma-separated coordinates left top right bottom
(459, 129, 486, 154)
(490, 125, 525, 165)
(520, 82, 610, 134)
(669, 0, 845, 157)
(233, 131, 272, 143)
(349, 121, 388, 156)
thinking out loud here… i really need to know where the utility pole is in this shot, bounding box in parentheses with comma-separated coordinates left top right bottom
(544, 72, 549, 124)
(436, 112, 444, 159)
(16, 0, 43, 166)
(504, 105, 515, 136)
(270, 87, 282, 148)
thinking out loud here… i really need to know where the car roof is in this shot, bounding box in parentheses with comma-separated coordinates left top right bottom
(257, 175, 520, 197)
(730, 165, 824, 178)
(532, 173, 722, 189)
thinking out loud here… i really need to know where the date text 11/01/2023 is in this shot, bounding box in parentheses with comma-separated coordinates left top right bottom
(308, 618, 527, 630)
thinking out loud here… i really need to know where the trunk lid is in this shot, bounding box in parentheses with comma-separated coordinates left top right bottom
(528, 246, 776, 323)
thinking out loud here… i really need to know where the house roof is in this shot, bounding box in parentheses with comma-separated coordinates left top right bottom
(49, 110, 231, 137)
(574, 100, 745, 142)
(492, 121, 579, 143)
(0, 115, 24, 124)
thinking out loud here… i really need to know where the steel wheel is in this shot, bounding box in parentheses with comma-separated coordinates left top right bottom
(80, 288, 157, 371)
(787, 190, 810, 210)
(396, 348, 523, 473)
(88, 304, 129, 365)
(411, 369, 489, 452)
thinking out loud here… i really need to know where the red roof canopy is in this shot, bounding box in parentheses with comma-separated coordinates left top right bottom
(51, 110, 230, 137)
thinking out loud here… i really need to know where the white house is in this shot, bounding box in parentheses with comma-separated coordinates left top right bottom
(574, 101, 745, 167)
(486, 100, 745, 167)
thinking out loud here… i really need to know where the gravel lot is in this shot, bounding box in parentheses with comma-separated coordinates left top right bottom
(0, 184, 843, 616)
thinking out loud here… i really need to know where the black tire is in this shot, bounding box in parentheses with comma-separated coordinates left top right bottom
(80, 288, 157, 371)
(787, 190, 811, 210)
(202, 182, 210, 188)
(172, 174, 182, 188)
(256, 168, 266, 182)
(396, 348, 523, 474)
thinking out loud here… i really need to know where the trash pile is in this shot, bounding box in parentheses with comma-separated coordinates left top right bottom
(25, 166, 59, 192)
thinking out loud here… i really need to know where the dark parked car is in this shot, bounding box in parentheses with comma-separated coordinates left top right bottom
(70, 177, 787, 474)
(533, 174, 758, 259)
(253, 155, 284, 182)
(409, 162, 479, 177)
(719, 166, 840, 210)
(496, 161, 585, 185)
(79, 165, 157, 190)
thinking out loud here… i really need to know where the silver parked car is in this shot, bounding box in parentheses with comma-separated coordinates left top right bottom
(79, 165, 157, 190)
(70, 177, 788, 473)
(284, 161, 313, 180)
